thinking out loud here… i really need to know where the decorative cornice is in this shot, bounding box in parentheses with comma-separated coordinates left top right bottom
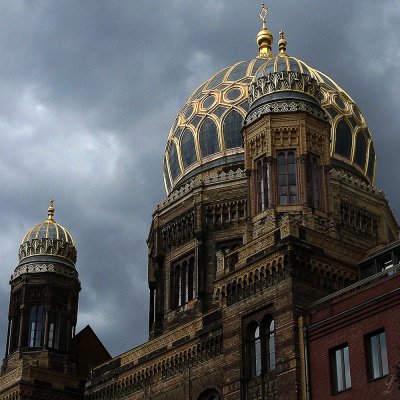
(245, 99, 326, 125)
(11, 262, 78, 281)
(329, 168, 384, 197)
(249, 71, 322, 106)
(19, 237, 77, 264)
(156, 168, 246, 210)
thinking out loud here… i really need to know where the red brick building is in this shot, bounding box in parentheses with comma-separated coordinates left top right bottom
(303, 243, 400, 399)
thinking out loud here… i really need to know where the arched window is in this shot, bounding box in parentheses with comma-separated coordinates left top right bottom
(263, 317, 276, 372)
(170, 254, 196, 310)
(335, 119, 352, 159)
(197, 388, 222, 400)
(248, 322, 262, 377)
(246, 317, 276, 378)
(28, 304, 44, 347)
(223, 110, 243, 149)
(354, 131, 367, 169)
(278, 151, 297, 205)
(48, 308, 62, 350)
(199, 118, 219, 157)
(168, 142, 181, 180)
(181, 129, 198, 168)
(255, 156, 269, 212)
(367, 143, 375, 180)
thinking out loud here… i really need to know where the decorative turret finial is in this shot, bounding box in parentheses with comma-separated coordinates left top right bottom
(48, 199, 55, 220)
(256, 4, 273, 58)
(259, 3, 268, 28)
(278, 31, 287, 54)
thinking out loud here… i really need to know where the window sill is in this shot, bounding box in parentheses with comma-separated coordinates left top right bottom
(332, 387, 352, 396)
(367, 373, 389, 383)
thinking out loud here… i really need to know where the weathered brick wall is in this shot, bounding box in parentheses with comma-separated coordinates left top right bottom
(306, 274, 400, 399)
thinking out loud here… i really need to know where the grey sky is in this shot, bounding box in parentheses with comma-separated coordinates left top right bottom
(0, 0, 399, 357)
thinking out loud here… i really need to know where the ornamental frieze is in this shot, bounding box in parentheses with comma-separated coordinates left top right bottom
(12, 263, 78, 280)
(248, 71, 322, 106)
(18, 237, 77, 263)
(246, 100, 326, 126)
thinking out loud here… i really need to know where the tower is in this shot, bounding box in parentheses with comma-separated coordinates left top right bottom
(0, 202, 110, 400)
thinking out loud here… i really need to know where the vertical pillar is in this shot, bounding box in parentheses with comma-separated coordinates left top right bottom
(42, 306, 50, 349)
(4, 319, 11, 357)
(148, 284, 155, 333)
(17, 306, 25, 349)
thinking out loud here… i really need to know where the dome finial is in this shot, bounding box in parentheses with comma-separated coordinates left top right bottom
(278, 31, 287, 54)
(48, 199, 55, 220)
(256, 4, 273, 58)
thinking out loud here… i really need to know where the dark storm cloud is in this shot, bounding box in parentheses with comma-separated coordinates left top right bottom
(0, 0, 398, 356)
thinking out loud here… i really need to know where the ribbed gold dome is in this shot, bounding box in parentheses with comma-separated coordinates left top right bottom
(248, 43, 375, 185)
(163, 9, 376, 194)
(19, 201, 77, 264)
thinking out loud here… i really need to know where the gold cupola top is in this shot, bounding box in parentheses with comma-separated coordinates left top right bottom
(47, 199, 55, 220)
(19, 200, 77, 265)
(256, 4, 273, 58)
(278, 31, 287, 54)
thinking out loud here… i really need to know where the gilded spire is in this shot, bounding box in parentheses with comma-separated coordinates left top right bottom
(278, 31, 287, 54)
(48, 199, 55, 220)
(256, 4, 273, 58)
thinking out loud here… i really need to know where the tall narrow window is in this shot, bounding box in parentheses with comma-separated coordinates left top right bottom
(365, 330, 389, 380)
(278, 151, 297, 205)
(307, 155, 321, 209)
(188, 257, 195, 301)
(180, 261, 188, 306)
(223, 110, 243, 149)
(354, 131, 367, 169)
(48, 308, 62, 350)
(335, 119, 352, 159)
(255, 157, 269, 212)
(248, 323, 262, 378)
(168, 142, 181, 181)
(170, 255, 196, 310)
(199, 118, 219, 157)
(28, 304, 44, 348)
(9, 311, 20, 353)
(264, 318, 275, 371)
(181, 129, 198, 168)
(330, 344, 352, 393)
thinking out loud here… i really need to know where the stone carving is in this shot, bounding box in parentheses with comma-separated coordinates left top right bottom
(161, 210, 195, 249)
(248, 71, 322, 106)
(157, 168, 246, 209)
(11, 263, 78, 280)
(87, 329, 223, 400)
(19, 238, 77, 264)
(245, 100, 326, 125)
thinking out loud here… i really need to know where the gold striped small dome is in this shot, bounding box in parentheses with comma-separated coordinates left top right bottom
(19, 201, 77, 264)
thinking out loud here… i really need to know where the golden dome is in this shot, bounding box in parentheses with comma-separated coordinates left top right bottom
(163, 8, 376, 195)
(248, 38, 375, 185)
(19, 200, 77, 264)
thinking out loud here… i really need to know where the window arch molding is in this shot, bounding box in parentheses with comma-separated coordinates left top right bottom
(245, 314, 276, 379)
(196, 387, 223, 400)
